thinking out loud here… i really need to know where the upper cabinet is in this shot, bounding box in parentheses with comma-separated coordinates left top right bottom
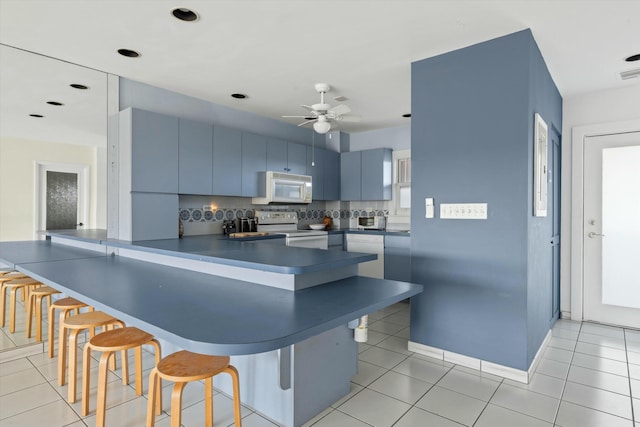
(267, 138, 308, 175)
(213, 125, 242, 196)
(341, 148, 392, 201)
(324, 150, 341, 201)
(361, 148, 392, 200)
(241, 132, 267, 197)
(126, 108, 179, 193)
(340, 151, 361, 201)
(307, 147, 324, 200)
(178, 118, 213, 195)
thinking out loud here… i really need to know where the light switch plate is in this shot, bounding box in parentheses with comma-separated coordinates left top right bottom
(440, 203, 487, 219)
(425, 198, 434, 219)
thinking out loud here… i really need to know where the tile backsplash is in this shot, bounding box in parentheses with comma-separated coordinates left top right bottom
(179, 195, 393, 235)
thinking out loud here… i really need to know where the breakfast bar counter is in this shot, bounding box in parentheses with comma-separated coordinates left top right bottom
(0, 236, 421, 426)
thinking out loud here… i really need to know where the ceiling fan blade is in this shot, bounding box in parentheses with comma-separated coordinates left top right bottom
(336, 115, 361, 122)
(282, 115, 311, 118)
(300, 105, 317, 112)
(297, 118, 317, 127)
(328, 104, 351, 116)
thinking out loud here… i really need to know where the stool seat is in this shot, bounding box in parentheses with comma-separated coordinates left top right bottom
(156, 350, 231, 382)
(63, 311, 117, 329)
(26, 285, 60, 341)
(48, 297, 89, 358)
(82, 326, 161, 427)
(147, 350, 242, 427)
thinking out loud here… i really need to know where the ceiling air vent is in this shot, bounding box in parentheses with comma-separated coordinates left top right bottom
(620, 69, 640, 80)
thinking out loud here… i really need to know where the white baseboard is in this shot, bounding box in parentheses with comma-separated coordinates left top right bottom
(409, 329, 552, 384)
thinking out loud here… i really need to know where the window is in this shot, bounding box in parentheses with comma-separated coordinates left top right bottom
(393, 150, 411, 215)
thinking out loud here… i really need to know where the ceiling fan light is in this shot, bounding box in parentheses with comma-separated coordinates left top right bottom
(313, 120, 331, 134)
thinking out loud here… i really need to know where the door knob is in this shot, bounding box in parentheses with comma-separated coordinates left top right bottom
(588, 232, 605, 238)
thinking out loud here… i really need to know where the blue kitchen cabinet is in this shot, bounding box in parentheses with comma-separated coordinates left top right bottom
(241, 132, 267, 197)
(328, 233, 344, 251)
(324, 150, 340, 201)
(131, 193, 179, 241)
(361, 148, 392, 201)
(340, 151, 361, 201)
(307, 146, 324, 200)
(212, 125, 242, 196)
(129, 108, 179, 193)
(266, 137, 288, 172)
(287, 142, 307, 175)
(178, 118, 213, 195)
(384, 235, 411, 282)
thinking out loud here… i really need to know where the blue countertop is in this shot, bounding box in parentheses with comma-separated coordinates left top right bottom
(328, 229, 411, 237)
(3, 241, 422, 355)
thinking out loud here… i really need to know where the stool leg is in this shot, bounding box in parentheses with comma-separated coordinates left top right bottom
(0, 284, 7, 327)
(26, 293, 34, 338)
(58, 324, 68, 385)
(205, 377, 213, 427)
(134, 346, 142, 393)
(96, 351, 112, 427)
(121, 348, 129, 385)
(68, 328, 81, 402)
(82, 343, 92, 416)
(225, 366, 242, 427)
(170, 382, 187, 427)
(146, 368, 159, 427)
(35, 295, 43, 342)
(9, 287, 19, 333)
(150, 340, 162, 414)
(48, 304, 56, 357)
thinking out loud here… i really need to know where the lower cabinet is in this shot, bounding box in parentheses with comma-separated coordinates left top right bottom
(328, 233, 344, 251)
(384, 235, 411, 282)
(131, 193, 179, 241)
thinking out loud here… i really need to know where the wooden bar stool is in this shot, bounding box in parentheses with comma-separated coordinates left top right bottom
(0, 277, 40, 333)
(48, 297, 91, 358)
(59, 311, 125, 403)
(82, 326, 161, 427)
(26, 285, 60, 341)
(147, 350, 242, 427)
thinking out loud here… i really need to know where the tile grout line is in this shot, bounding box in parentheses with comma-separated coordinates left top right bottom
(624, 328, 637, 424)
(550, 320, 581, 426)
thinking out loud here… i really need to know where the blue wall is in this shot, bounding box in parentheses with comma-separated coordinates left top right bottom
(410, 29, 561, 370)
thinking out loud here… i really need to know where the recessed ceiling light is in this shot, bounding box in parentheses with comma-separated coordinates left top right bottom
(47, 101, 64, 106)
(171, 8, 199, 22)
(402, 113, 411, 118)
(118, 48, 140, 58)
(70, 83, 89, 90)
(231, 93, 248, 99)
(625, 53, 640, 62)
(30, 114, 44, 118)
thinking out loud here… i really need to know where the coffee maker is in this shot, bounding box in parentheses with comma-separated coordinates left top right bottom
(222, 220, 237, 235)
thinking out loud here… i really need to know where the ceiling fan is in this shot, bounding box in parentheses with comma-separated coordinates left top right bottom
(282, 83, 360, 134)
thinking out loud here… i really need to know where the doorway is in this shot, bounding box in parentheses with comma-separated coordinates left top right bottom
(582, 131, 640, 328)
(35, 162, 89, 238)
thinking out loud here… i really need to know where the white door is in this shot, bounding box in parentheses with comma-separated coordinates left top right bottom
(583, 131, 640, 328)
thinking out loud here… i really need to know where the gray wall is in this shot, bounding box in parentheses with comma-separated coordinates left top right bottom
(410, 29, 562, 370)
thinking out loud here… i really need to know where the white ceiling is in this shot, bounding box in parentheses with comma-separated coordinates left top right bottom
(1, 0, 639, 145)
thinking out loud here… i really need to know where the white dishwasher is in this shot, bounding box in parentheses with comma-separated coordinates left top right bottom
(346, 234, 384, 278)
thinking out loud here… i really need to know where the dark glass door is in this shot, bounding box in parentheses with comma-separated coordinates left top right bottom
(46, 171, 78, 230)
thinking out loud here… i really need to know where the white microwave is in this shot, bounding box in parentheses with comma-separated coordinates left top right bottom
(252, 171, 312, 204)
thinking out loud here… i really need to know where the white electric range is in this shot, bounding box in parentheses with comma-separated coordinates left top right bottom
(255, 210, 328, 249)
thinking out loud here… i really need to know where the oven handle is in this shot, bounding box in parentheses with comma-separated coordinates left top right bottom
(286, 235, 328, 242)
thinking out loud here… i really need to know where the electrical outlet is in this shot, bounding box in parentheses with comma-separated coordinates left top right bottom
(202, 205, 211, 211)
(366, 207, 373, 213)
(440, 203, 488, 219)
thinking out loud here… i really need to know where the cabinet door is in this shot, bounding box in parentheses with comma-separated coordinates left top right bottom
(287, 142, 307, 175)
(384, 235, 411, 282)
(131, 193, 179, 241)
(324, 150, 340, 201)
(361, 148, 392, 200)
(178, 118, 213, 195)
(241, 132, 267, 197)
(266, 138, 288, 172)
(307, 146, 324, 200)
(131, 109, 179, 193)
(340, 151, 361, 200)
(213, 125, 242, 196)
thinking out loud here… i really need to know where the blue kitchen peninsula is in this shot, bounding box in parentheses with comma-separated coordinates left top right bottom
(0, 233, 422, 427)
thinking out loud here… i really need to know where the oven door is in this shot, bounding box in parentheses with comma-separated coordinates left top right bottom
(286, 235, 328, 250)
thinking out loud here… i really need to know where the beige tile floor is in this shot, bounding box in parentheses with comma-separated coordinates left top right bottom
(1, 301, 639, 426)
